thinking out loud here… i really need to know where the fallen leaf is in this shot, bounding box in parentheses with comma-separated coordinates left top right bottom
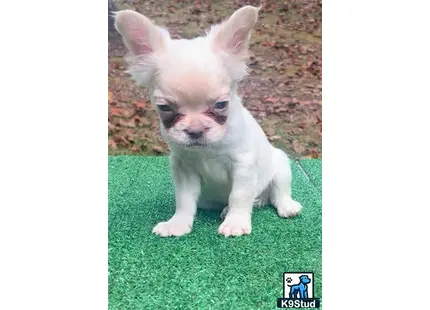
(264, 97, 278, 103)
(281, 97, 292, 104)
(120, 107, 135, 118)
(304, 151, 321, 159)
(134, 115, 142, 124)
(292, 140, 306, 155)
(111, 107, 122, 116)
(135, 100, 146, 109)
(108, 90, 113, 103)
(264, 127, 276, 136)
(108, 139, 117, 150)
(299, 100, 313, 105)
(262, 41, 277, 48)
(268, 135, 282, 141)
(117, 118, 137, 128)
(152, 145, 164, 154)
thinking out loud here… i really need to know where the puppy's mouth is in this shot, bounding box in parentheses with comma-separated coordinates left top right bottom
(166, 135, 209, 149)
(185, 139, 208, 147)
(175, 134, 211, 148)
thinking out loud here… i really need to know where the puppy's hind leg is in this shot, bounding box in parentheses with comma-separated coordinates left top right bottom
(269, 148, 302, 218)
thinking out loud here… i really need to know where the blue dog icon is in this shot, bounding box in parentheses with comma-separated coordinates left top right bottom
(288, 275, 311, 299)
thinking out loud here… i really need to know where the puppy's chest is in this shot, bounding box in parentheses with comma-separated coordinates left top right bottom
(187, 155, 231, 185)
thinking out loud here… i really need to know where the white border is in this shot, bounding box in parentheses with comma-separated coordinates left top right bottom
(323, 1, 430, 309)
(0, 1, 107, 309)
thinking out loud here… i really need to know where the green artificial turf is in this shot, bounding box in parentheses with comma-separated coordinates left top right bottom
(109, 156, 322, 310)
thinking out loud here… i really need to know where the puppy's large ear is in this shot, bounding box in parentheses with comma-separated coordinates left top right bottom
(209, 6, 260, 80)
(114, 10, 169, 85)
(212, 6, 259, 57)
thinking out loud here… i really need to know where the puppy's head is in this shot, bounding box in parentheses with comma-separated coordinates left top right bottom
(114, 6, 259, 147)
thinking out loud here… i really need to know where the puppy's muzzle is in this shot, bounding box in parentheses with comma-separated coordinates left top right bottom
(184, 128, 205, 139)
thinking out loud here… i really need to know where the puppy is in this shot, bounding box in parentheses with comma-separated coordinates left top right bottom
(114, 5, 303, 237)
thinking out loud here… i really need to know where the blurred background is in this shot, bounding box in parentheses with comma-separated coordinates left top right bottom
(108, 0, 321, 158)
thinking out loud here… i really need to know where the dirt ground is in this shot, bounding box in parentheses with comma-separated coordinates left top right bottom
(108, 0, 321, 158)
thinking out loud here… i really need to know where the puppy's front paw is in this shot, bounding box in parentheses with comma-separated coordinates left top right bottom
(276, 199, 302, 218)
(218, 213, 252, 237)
(152, 216, 193, 237)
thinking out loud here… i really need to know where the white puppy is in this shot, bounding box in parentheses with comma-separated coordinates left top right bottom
(114, 5, 303, 237)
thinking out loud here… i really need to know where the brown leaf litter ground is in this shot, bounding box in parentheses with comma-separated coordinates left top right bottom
(108, 0, 321, 158)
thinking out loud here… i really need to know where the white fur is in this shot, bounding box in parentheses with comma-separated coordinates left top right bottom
(115, 6, 303, 237)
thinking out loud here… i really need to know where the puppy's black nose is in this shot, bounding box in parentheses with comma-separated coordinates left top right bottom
(184, 128, 204, 139)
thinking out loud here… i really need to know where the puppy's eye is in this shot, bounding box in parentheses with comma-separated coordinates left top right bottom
(157, 104, 173, 112)
(214, 101, 228, 110)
